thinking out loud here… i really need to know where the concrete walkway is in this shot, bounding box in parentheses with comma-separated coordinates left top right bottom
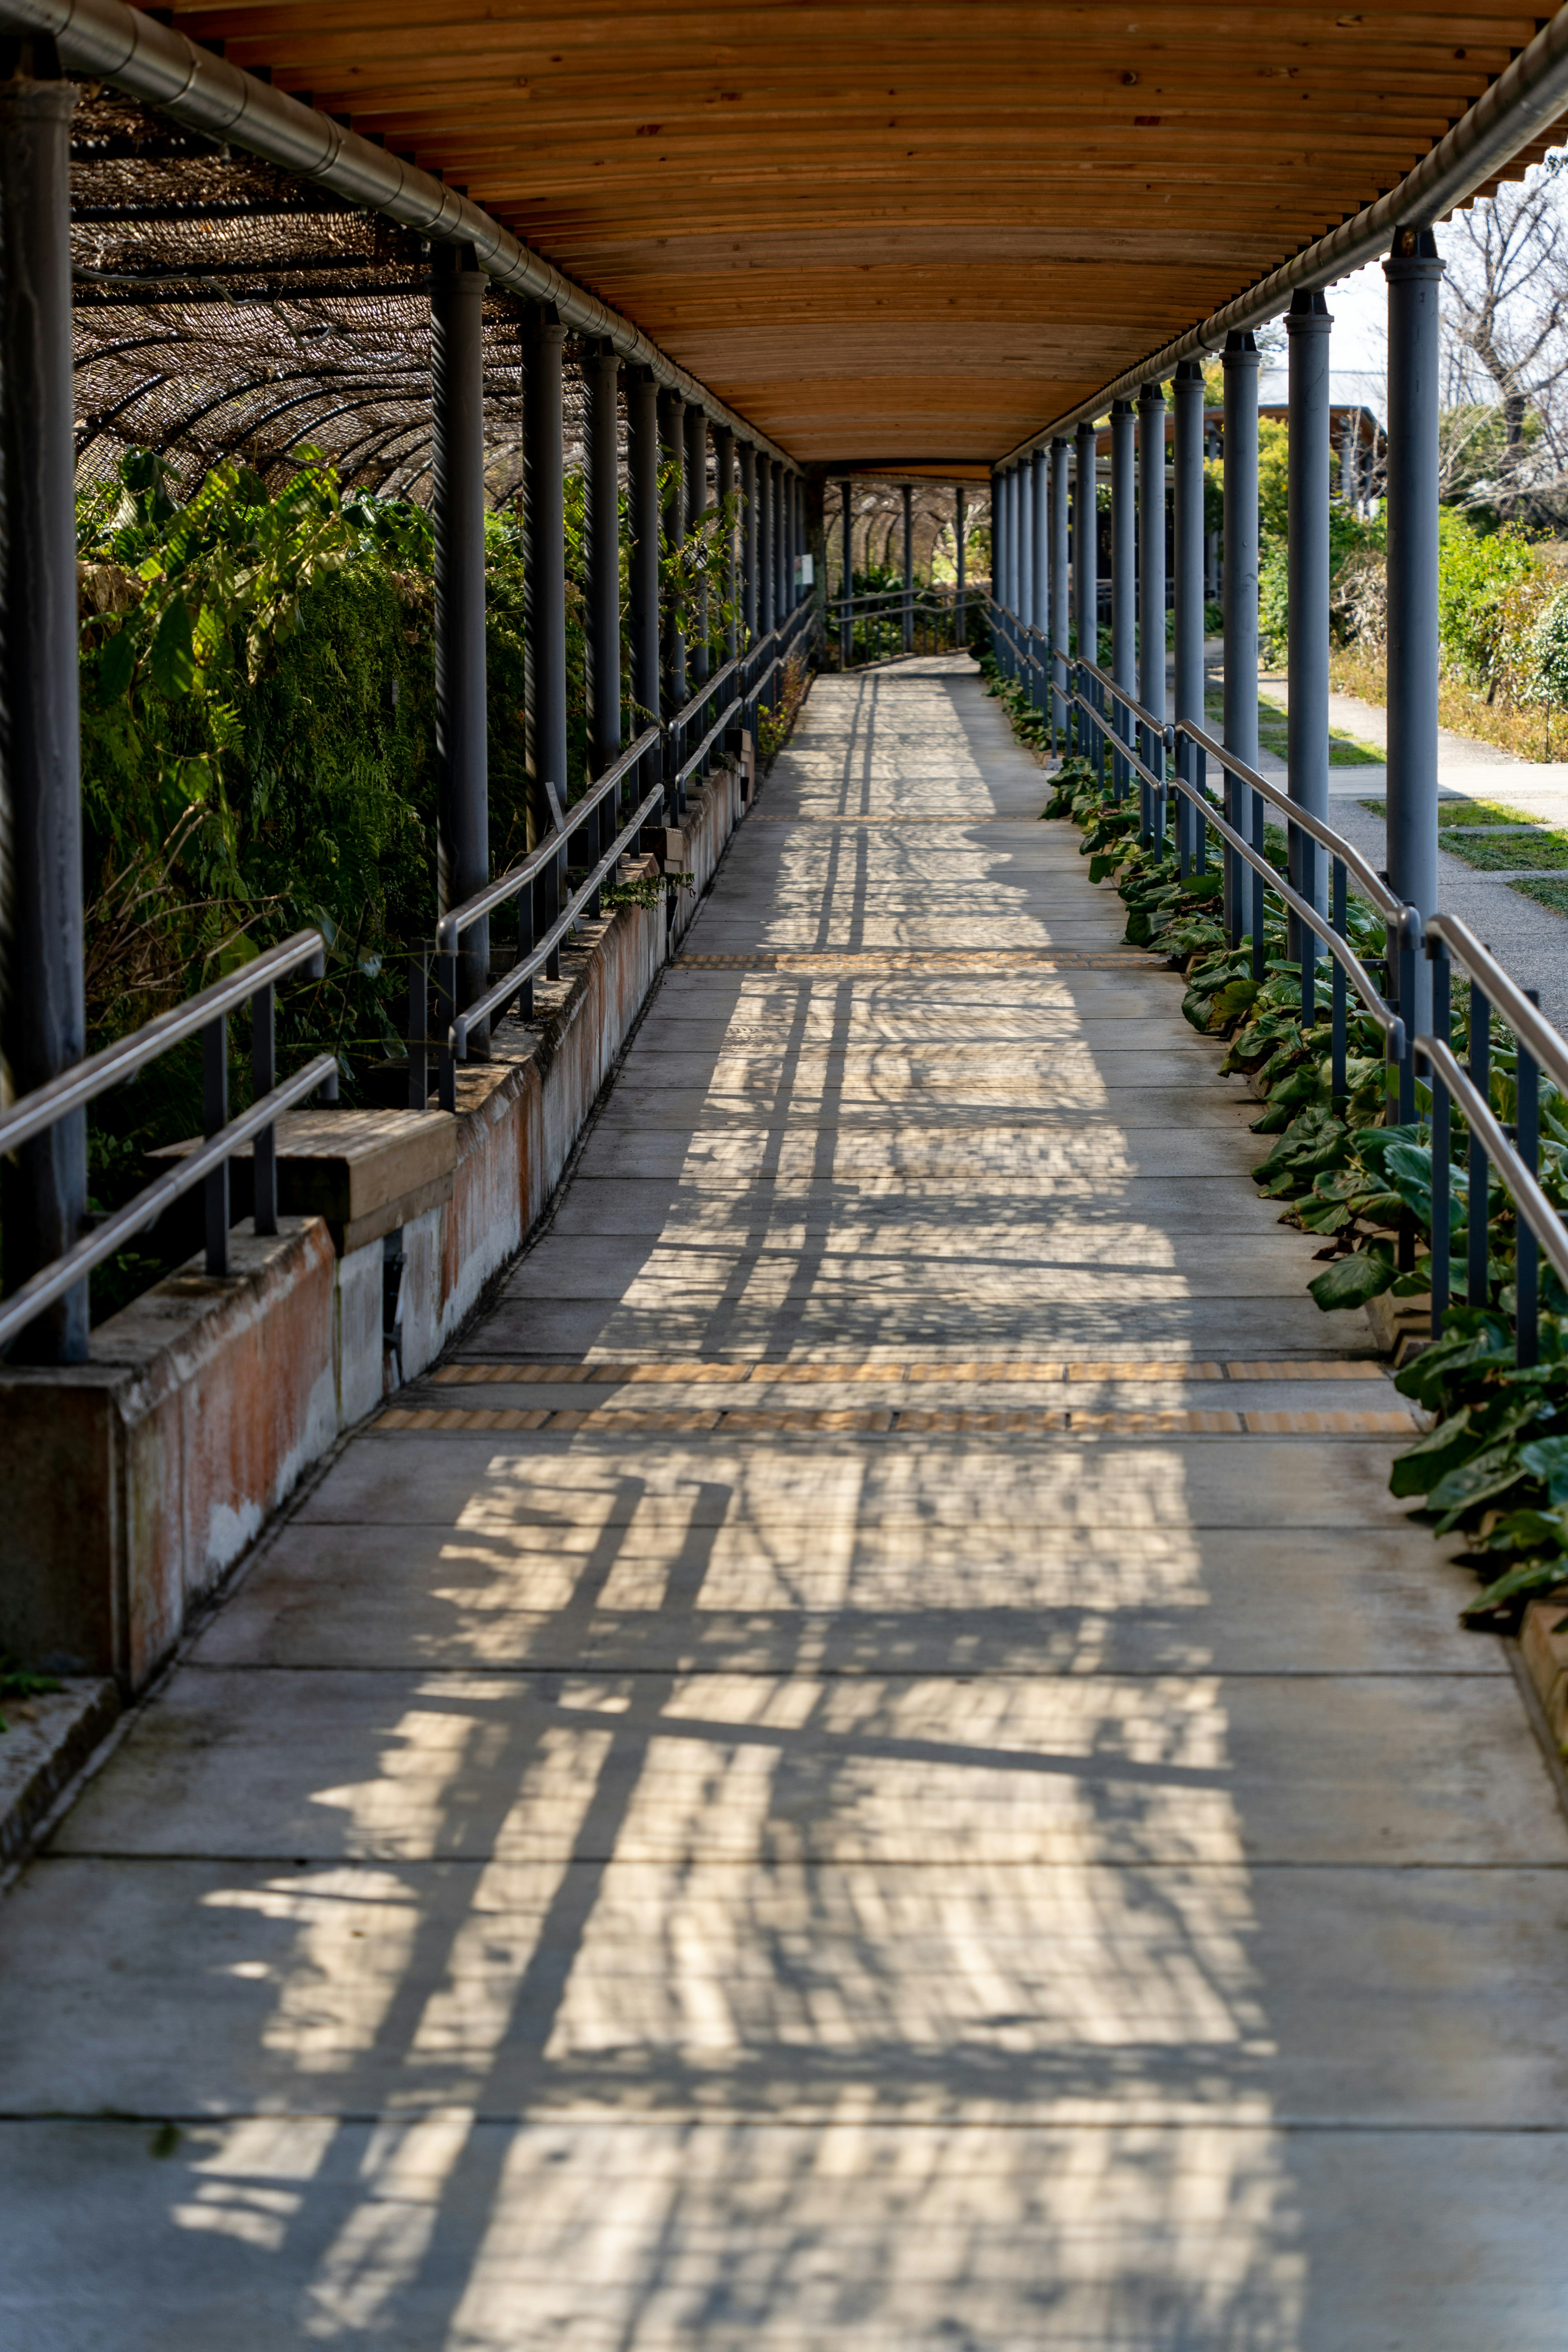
(3, 657, 1568, 2348)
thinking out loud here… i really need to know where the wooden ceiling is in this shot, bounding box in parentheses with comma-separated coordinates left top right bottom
(166, 1, 1566, 467)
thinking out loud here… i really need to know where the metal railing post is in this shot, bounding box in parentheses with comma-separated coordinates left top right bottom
(954, 481, 966, 657)
(716, 424, 737, 667)
(0, 53, 87, 1361)
(1468, 971, 1490, 1311)
(1331, 861, 1348, 1107)
(432, 240, 491, 1053)
(252, 981, 277, 1236)
(1518, 987, 1541, 1365)
(1429, 936, 1451, 1338)
(841, 478, 854, 666)
(203, 1012, 229, 1277)
(902, 482, 915, 654)
(1223, 329, 1260, 951)
(658, 385, 687, 739)
(1030, 446, 1049, 715)
(408, 949, 430, 1108)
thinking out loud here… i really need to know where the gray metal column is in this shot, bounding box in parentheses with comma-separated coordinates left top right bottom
(1138, 379, 1167, 849)
(1075, 420, 1099, 759)
(1110, 398, 1136, 804)
(684, 401, 709, 691)
(658, 388, 686, 716)
(0, 52, 86, 1361)
(1205, 421, 1221, 601)
(522, 301, 566, 989)
(432, 242, 490, 1039)
(902, 482, 914, 653)
(841, 477, 854, 664)
(626, 365, 662, 791)
(1286, 288, 1333, 977)
(791, 474, 803, 606)
(772, 463, 786, 632)
(1030, 448, 1049, 708)
(1018, 457, 1035, 687)
(1385, 225, 1446, 1041)
(585, 341, 621, 780)
(955, 481, 967, 652)
(740, 440, 758, 649)
(1050, 438, 1070, 736)
(715, 425, 737, 662)
(758, 454, 775, 642)
(989, 469, 1003, 668)
(1222, 330, 1261, 949)
(1173, 360, 1207, 873)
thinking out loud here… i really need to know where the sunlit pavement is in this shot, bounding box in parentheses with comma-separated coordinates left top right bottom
(3, 658, 1566, 2348)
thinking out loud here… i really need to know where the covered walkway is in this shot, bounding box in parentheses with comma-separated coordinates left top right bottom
(4, 664, 1566, 2347)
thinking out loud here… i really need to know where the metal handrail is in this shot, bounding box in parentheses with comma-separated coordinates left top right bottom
(1179, 720, 1402, 923)
(0, 924, 336, 1351)
(436, 724, 660, 954)
(1426, 912, 1568, 1100)
(0, 926, 324, 1156)
(0, 1052, 338, 1356)
(451, 770, 669, 1060)
(1068, 679, 1406, 1055)
(1417, 1033, 1568, 1291)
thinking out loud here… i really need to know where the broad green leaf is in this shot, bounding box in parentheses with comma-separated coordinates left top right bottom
(148, 595, 196, 699)
(1308, 1251, 1396, 1311)
(1389, 1407, 1472, 1497)
(1518, 1435, 1568, 1503)
(1428, 1440, 1527, 1518)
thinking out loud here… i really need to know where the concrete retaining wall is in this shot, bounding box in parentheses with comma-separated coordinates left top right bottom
(0, 763, 743, 1689)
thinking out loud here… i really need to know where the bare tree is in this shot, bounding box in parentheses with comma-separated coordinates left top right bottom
(1442, 173, 1568, 522)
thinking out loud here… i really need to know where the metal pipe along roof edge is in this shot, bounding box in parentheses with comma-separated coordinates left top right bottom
(0, 0, 797, 469)
(998, 0, 1568, 466)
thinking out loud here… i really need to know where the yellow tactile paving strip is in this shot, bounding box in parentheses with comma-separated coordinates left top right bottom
(376, 1403, 1418, 1439)
(430, 1357, 1391, 1387)
(677, 951, 1153, 971)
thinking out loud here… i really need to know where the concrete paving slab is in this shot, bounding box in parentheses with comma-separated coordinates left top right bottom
(1, 2116, 1564, 2352)
(48, 1666, 1559, 1867)
(3, 1853, 1566, 2125)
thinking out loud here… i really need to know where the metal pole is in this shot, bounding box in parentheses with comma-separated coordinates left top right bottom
(627, 365, 662, 797)
(1286, 288, 1332, 1017)
(1031, 447, 1049, 709)
(1205, 419, 1221, 601)
(715, 424, 737, 663)
(841, 478, 854, 664)
(586, 340, 621, 782)
(586, 339, 620, 915)
(1110, 397, 1136, 809)
(1385, 225, 1446, 1045)
(0, 50, 86, 1361)
(1222, 330, 1261, 953)
(658, 386, 686, 718)
(1050, 438, 1070, 739)
(772, 462, 786, 636)
(1138, 379, 1167, 854)
(902, 482, 914, 653)
(989, 468, 1004, 669)
(523, 301, 567, 988)
(432, 241, 490, 1044)
(1018, 457, 1034, 682)
(1173, 359, 1206, 877)
(684, 400, 709, 692)
(954, 482, 967, 653)
(739, 441, 758, 647)
(1075, 420, 1100, 764)
(757, 453, 775, 642)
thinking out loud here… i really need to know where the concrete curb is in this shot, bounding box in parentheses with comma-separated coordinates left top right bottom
(0, 1679, 120, 1868)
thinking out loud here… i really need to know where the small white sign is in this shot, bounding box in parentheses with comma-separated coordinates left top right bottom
(795, 554, 815, 588)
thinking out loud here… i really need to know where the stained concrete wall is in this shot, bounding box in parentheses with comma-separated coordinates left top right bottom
(0, 766, 742, 1689)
